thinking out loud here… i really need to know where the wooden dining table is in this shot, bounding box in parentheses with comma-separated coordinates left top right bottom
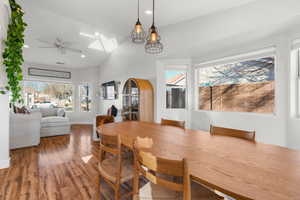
(101, 121, 300, 200)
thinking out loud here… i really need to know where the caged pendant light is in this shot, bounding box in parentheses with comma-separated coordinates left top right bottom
(145, 0, 163, 54)
(131, 0, 146, 43)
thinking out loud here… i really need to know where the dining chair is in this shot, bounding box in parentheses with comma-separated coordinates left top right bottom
(132, 137, 224, 200)
(161, 118, 185, 129)
(98, 134, 134, 200)
(96, 115, 114, 138)
(210, 125, 256, 142)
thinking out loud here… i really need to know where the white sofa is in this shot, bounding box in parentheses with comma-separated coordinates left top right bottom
(39, 108, 71, 137)
(9, 111, 41, 149)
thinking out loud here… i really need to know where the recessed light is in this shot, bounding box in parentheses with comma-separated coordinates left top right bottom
(23, 44, 29, 48)
(145, 10, 152, 15)
(95, 32, 100, 36)
(81, 54, 86, 58)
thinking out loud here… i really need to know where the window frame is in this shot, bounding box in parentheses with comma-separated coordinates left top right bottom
(22, 79, 75, 112)
(79, 83, 92, 112)
(194, 50, 277, 115)
(296, 49, 300, 117)
(165, 69, 187, 110)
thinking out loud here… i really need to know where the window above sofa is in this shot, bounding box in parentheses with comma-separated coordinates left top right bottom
(23, 81, 74, 111)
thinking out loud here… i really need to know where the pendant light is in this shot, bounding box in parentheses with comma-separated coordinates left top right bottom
(145, 0, 163, 54)
(131, 0, 146, 43)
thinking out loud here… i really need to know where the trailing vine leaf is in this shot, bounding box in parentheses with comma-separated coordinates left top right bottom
(1, 0, 27, 104)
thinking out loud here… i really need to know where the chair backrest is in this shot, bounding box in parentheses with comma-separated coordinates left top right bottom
(96, 115, 114, 127)
(133, 137, 191, 200)
(99, 134, 122, 183)
(161, 118, 185, 129)
(210, 125, 255, 142)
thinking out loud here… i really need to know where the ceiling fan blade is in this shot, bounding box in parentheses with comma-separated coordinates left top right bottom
(37, 39, 53, 45)
(62, 41, 73, 47)
(64, 47, 82, 53)
(38, 46, 56, 48)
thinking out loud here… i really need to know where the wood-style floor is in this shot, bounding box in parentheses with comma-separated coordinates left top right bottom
(0, 125, 104, 200)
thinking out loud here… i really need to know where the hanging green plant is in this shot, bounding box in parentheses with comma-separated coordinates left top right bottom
(1, 0, 27, 104)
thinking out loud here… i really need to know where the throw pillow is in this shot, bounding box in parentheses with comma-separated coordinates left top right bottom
(57, 108, 66, 117)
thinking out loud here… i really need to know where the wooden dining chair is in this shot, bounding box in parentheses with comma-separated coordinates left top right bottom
(210, 125, 256, 142)
(98, 134, 134, 200)
(161, 118, 185, 129)
(96, 115, 115, 138)
(132, 137, 223, 200)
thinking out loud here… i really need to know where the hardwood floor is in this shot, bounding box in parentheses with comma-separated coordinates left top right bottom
(0, 125, 105, 200)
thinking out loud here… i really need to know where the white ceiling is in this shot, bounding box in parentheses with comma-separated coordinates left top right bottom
(20, 0, 257, 69)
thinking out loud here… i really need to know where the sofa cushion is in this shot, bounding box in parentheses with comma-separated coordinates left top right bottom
(40, 108, 58, 117)
(41, 116, 70, 128)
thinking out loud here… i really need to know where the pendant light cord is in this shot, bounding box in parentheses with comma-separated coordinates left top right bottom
(138, 0, 140, 20)
(152, 0, 155, 25)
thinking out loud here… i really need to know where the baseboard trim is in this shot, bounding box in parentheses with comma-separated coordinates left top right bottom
(71, 122, 93, 125)
(0, 158, 10, 169)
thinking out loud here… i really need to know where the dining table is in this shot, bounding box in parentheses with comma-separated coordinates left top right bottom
(101, 121, 300, 200)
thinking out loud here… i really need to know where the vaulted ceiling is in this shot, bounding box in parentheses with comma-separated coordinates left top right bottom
(20, 0, 257, 68)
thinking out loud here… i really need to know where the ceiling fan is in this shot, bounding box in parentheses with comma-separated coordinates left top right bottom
(37, 38, 82, 55)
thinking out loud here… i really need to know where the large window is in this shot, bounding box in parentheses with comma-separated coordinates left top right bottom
(197, 56, 275, 113)
(23, 81, 74, 111)
(165, 70, 186, 109)
(79, 83, 92, 112)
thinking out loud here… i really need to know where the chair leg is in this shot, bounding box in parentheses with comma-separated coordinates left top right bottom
(99, 175, 102, 200)
(132, 177, 139, 200)
(115, 186, 120, 200)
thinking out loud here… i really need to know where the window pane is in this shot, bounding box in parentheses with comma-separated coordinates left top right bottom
(79, 84, 92, 112)
(165, 70, 186, 109)
(23, 81, 74, 111)
(106, 86, 115, 99)
(198, 57, 275, 113)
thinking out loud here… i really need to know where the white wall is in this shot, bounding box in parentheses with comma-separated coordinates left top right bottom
(22, 64, 99, 124)
(98, 0, 300, 149)
(0, 0, 10, 169)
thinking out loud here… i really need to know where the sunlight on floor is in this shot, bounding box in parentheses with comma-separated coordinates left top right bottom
(81, 154, 93, 163)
